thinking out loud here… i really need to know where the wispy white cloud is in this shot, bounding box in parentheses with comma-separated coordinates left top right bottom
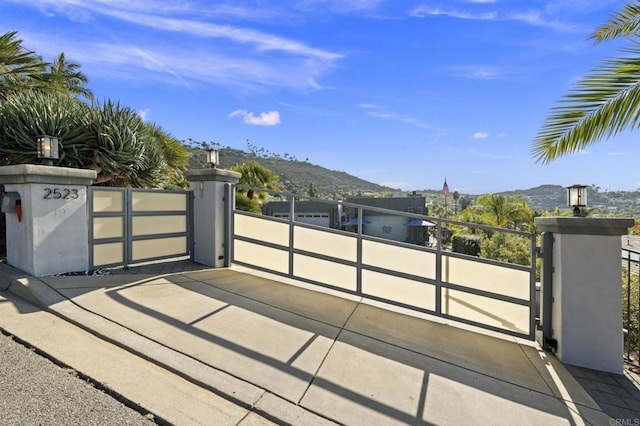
(472, 132, 489, 139)
(411, 7, 496, 20)
(410, 4, 577, 32)
(357, 104, 434, 128)
(138, 108, 151, 120)
(448, 65, 502, 80)
(356, 103, 379, 109)
(8, 0, 342, 91)
(294, 0, 384, 14)
(229, 109, 282, 126)
(102, 10, 341, 61)
(509, 10, 577, 32)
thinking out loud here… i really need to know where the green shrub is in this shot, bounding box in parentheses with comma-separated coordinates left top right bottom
(480, 232, 531, 266)
(451, 234, 482, 256)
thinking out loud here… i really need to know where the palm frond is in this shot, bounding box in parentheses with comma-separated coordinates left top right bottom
(591, 3, 640, 42)
(532, 41, 640, 163)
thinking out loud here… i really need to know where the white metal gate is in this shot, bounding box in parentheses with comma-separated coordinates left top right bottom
(231, 189, 537, 341)
(88, 187, 193, 269)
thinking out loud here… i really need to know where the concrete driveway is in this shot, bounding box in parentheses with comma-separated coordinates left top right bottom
(0, 262, 629, 425)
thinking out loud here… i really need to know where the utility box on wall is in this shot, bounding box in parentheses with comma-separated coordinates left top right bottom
(1, 191, 20, 213)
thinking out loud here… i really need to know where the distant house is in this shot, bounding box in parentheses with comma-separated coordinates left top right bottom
(262, 195, 430, 245)
(262, 200, 333, 227)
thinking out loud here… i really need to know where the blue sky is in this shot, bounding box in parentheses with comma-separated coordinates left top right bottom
(1, 0, 637, 194)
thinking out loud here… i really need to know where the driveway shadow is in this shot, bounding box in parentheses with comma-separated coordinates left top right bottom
(45, 267, 610, 425)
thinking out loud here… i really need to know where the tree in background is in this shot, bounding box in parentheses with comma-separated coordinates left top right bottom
(0, 31, 91, 100)
(0, 30, 189, 188)
(47, 52, 94, 101)
(451, 194, 535, 266)
(480, 232, 532, 266)
(0, 31, 51, 98)
(452, 190, 460, 214)
(532, 2, 640, 163)
(473, 194, 534, 231)
(231, 161, 280, 213)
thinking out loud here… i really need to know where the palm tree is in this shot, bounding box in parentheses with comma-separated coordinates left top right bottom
(0, 32, 93, 100)
(0, 31, 49, 99)
(231, 161, 280, 212)
(532, 2, 640, 163)
(48, 52, 94, 101)
(475, 194, 533, 231)
(232, 161, 280, 199)
(453, 190, 460, 214)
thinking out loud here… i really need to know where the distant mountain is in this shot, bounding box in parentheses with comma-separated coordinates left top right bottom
(498, 185, 640, 216)
(187, 148, 639, 216)
(498, 185, 566, 213)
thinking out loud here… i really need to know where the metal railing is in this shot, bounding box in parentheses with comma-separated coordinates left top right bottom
(623, 246, 640, 365)
(0, 184, 5, 261)
(230, 186, 538, 340)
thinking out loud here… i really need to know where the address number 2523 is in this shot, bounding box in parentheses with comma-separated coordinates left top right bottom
(43, 188, 79, 200)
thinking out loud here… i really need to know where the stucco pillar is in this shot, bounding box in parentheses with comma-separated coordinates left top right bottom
(184, 168, 240, 268)
(535, 217, 634, 373)
(0, 165, 97, 276)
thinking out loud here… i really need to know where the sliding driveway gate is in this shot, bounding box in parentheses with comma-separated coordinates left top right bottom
(231, 190, 537, 340)
(89, 187, 193, 269)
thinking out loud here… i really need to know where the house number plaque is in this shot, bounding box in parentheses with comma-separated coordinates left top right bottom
(43, 188, 79, 200)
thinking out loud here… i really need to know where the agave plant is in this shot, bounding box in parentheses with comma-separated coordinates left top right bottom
(80, 99, 166, 187)
(0, 90, 88, 164)
(143, 122, 189, 189)
(0, 90, 176, 188)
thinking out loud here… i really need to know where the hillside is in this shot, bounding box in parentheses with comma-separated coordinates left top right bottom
(498, 185, 640, 216)
(188, 147, 396, 198)
(187, 147, 640, 216)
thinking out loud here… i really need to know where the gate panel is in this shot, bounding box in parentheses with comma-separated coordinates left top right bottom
(89, 187, 192, 269)
(90, 188, 127, 268)
(231, 189, 538, 341)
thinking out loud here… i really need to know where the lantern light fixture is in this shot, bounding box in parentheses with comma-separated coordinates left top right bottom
(206, 148, 219, 168)
(36, 135, 59, 166)
(566, 184, 588, 217)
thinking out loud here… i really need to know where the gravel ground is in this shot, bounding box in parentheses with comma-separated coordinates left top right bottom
(0, 331, 157, 426)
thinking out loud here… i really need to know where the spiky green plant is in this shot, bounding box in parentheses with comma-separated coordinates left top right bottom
(0, 90, 170, 187)
(0, 90, 88, 164)
(143, 122, 189, 189)
(80, 99, 167, 187)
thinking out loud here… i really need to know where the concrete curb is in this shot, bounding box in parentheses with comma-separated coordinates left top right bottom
(2, 266, 337, 426)
(0, 263, 27, 292)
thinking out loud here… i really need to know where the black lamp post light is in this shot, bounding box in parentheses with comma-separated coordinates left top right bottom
(36, 135, 59, 166)
(206, 148, 219, 169)
(566, 184, 587, 217)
